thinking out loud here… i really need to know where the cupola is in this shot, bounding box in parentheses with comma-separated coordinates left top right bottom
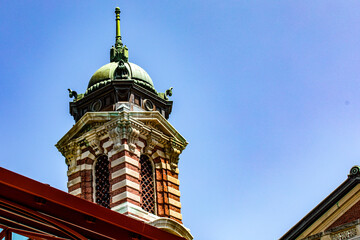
(67, 7, 173, 122)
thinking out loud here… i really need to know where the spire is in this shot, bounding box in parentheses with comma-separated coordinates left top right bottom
(115, 7, 122, 47)
(110, 7, 128, 62)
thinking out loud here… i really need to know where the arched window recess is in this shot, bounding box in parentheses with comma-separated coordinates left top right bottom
(94, 155, 110, 208)
(139, 155, 155, 214)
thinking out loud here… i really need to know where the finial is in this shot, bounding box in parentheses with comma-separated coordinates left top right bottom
(110, 7, 128, 62)
(349, 165, 360, 177)
(115, 7, 122, 47)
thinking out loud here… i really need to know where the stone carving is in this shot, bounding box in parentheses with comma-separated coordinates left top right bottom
(108, 122, 122, 151)
(61, 141, 81, 171)
(331, 228, 357, 240)
(144, 132, 159, 155)
(96, 128, 107, 138)
(127, 125, 140, 152)
(300, 233, 322, 240)
(84, 129, 108, 156)
(107, 120, 140, 153)
(144, 121, 162, 132)
(115, 60, 129, 79)
(165, 141, 183, 171)
(87, 137, 103, 156)
(57, 111, 188, 172)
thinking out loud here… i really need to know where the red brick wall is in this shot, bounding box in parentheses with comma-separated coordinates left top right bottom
(327, 200, 360, 230)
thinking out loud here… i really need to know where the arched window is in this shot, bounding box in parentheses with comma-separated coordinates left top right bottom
(140, 155, 155, 214)
(95, 155, 110, 208)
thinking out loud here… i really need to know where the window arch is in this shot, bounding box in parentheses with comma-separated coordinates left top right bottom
(139, 155, 155, 214)
(95, 155, 110, 208)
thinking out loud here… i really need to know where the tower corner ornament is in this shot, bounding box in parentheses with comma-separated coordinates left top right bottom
(57, 7, 192, 240)
(349, 165, 360, 177)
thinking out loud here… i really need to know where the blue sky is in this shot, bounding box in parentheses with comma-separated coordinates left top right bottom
(1, 1, 360, 239)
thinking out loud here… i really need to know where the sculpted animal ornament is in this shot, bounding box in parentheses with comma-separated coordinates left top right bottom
(158, 87, 173, 100)
(68, 89, 77, 99)
(68, 89, 84, 101)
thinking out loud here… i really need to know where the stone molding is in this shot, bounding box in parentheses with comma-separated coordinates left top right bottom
(148, 218, 193, 240)
(56, 111, 187, 171)
(113, 202, 159, 222)
(302, 220, 360, 240)
(331, 227, 357, 240)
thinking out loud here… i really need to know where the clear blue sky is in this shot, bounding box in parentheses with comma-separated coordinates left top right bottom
(1, 1, 360, 239)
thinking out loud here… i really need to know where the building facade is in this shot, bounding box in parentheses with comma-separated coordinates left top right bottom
(281, 166, 360, 240)
(56, 7, 192, 240)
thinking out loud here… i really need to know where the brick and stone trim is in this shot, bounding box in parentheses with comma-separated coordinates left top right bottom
(301, 220, 360, 240)
(56, 111, 187, 223)
(109, 149, 141, 208)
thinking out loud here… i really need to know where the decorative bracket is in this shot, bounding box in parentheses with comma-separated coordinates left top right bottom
(127, 124, 140, 152)
(107, 120, 140, 153)
(108, 122, 122, 151)
(165, 140, 183, 171)
(144, 132, 159, 155)
(86, 134, 103, 156)
(61, 141, 81, 171)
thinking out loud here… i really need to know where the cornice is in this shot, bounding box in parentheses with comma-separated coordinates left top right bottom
(280, 175, 360, 240)
(56, 111, 188, 171)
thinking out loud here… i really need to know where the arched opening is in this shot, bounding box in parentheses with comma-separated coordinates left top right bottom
(139, 155, 155, 214)
(95, 155, 110, 208)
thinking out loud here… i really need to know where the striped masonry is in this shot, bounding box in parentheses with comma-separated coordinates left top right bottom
(65, 134, 184, 223)
(152, 152, 183, 223)
(109, 145, 141, 209)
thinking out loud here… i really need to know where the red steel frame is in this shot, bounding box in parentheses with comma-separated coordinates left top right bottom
(0, 167, 186, 240)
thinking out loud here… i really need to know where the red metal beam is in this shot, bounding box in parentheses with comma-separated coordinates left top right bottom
(0, 228, 8, 239)
(4, 229, 11, 240)
(8, 226, 70, 240)
(0, 204, 65, 236)
(0, 167, 186, 240)
(0, 196, 86, 240)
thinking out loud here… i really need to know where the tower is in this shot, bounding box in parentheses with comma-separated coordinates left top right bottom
(56, 8, 192, 239)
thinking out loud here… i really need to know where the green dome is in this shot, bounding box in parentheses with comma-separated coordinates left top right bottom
(86, 61, 156, 95)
